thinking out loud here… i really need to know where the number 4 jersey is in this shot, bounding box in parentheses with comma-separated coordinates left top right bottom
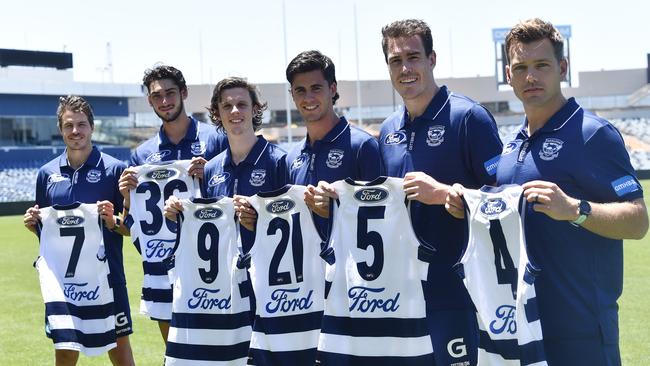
(243, 185, 326, 366)
(36, 203, 116, 356)
(459, 185, 546, 365)
(317, 177, 435, 365)
(127, 160, 198, 320)
(165, 197, 252, 366)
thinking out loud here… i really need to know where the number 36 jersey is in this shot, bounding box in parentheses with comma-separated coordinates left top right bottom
(127, 160, 198, 320)
(317, 177, 435, 366)
(36, 203, 116, 356)
(459, 185, 546, 366)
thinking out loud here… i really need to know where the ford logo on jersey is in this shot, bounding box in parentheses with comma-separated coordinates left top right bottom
(63, 282, 100, 301)
(188, 288, 232, 310)
(208, 172, 229, 187)
(354, 188, 388, 202)
(489, 304, 517, 335)
(57, 215, 84, 226)
(266, 199, 295, 214)
(194, 208, 223, 220)
(479, 198, 507, 217)
(384, 131, 407, 145)
(266, 288, 314, 313)
(146, 168, 176, 180)
(348, 286, 400, 312)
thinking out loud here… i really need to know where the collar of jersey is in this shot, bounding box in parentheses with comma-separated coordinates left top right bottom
(157, 115, 200, 147)
(519, 97, 582, 138)
(59, 145, 102, 169)
(223, 135, 269, 168)
(300, 117, 350, 152)
(400, 85, 450, 129)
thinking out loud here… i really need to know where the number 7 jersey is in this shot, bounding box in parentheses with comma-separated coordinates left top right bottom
(317, 177, 435, 365)
(127, 160, 198, 320)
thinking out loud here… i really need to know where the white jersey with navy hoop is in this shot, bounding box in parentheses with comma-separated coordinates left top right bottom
(243, 185, 326, 366)
(36, 203, 116, 356)
(317, 177, 435, 366)
(129, 160, 199, 320)
(165, 197, 251, 366)
(460, 185, 546, 366)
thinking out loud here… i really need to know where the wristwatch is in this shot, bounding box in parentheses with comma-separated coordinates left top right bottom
(572, 200, 591, 226)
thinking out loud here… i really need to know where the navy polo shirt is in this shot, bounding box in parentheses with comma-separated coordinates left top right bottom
(286, 117, 383, 237)
(204, 135, 288, 250)
(130, 116, 228, 166)
(35, 146, 128, 285)
(379, 85, 503, 310)
(496, 98, 643, 342)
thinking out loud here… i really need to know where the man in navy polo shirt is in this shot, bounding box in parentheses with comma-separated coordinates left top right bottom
(23, 96, 135, 366)
(449, 19, 648, 366)
(118, 65, 227, 342)
(379, 19, 503, 365)
(284, 50, 382, 238)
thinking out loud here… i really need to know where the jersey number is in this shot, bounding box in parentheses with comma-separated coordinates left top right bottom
(136, 179, 188, 235)
(60, 227, 85, 278)
(197, 222, 220, 284)
(489, 219, 517, 298)
(356, 206, 385, 280)
(268, 213, 304, 286)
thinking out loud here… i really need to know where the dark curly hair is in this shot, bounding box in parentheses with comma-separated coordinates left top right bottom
(286, 50, 339, 104)
(142, 64, 187, 94)
(207, 77, 268, 132)
(56, 95, 94, 129)
(381, 19, 433, 63)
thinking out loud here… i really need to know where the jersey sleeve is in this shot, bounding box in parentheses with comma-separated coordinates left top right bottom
(577, 123, 643, 202)
(35, 169, 49, 208)
(356, 137, 384, 181)
(463, 105, 503, 185)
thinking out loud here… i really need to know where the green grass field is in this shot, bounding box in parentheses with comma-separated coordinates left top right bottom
(1, 182, 649, 365)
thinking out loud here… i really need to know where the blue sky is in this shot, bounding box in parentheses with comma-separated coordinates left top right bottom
(2, 0, 648, 85)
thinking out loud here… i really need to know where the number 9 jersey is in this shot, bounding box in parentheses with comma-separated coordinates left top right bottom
(127, 160, 198, 321)
(317, 177, 435, 365)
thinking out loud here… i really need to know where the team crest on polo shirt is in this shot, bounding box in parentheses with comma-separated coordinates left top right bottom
(145, 150, 171, 163)
(426, 125, 445, 147)
(326, 149, 344, 168)
(290, 153, 308, 171)
(539, 138, 563, 161)
(86, 169, 102, 183)
(47, 173, 69, 185)
(384, 131, 407, 145)
(191, 141, 206, 156)
(249, 169, 266, 187)
(208, 172, 230, 187)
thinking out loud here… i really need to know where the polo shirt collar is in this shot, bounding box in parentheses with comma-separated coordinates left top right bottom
(401, 85, 450, 128)
(223, 135, 269, 168)
(59, 146, 102, 169)
(301, 116, 350, 153)
(519, 97, 582, 137)
(157, 115, 200, 147)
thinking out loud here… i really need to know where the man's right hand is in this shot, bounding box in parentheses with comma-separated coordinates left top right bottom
(24, 204, 41, 235)
(164, 196, 184, 222)
(118, 167, 138, 209)
(445, 183, 466, 219)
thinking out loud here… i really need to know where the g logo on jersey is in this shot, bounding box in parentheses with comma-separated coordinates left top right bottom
(146, 168, 177, 180)
(539, 138, 563, 161)
(266, 199, 295, 214)
(354, 188, 389, 203)
(145, 150, 171, 163)
(447, 338, 468, 359)
(208, 172, 229, 187)
(249, 169, 266, 187)
(191, 141, 206, 156)
(384, 131, 407, 145)
(426, 125, 445, 147)
(57, 215, 84, 226)
(326, 149, 344, 168)
(479, 198, 507, 218)
(47, 173, 69, 185)
(194, 208, 223, 220)
(86, 169, 102, 183)
(290, 153, 308, 170)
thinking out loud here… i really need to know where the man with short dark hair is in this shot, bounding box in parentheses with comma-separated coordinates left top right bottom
(379, 18, 503, 365)
(285, 50, 382, 238)
(449, 18, 648, 366)
(24, 95, 135, 366)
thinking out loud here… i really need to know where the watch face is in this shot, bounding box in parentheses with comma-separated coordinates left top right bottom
(579, 200, 592, 215)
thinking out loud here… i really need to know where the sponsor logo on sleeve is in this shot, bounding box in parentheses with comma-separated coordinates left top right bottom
(426, 125, 445, 147)
(249, 169, 266, 187)
(326, 149, 344, 168)
(85, 169, 102, 183)
(208, 172, 229, 187)
(483, 155, 501, 176)
(266, 199, 295, 214)
(539, 138, 563, 161)
(611, 175, 640, 197)
(384, 131, 407, 145)
(191, 141, 206, 156)
(145, 150, 172, 163)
